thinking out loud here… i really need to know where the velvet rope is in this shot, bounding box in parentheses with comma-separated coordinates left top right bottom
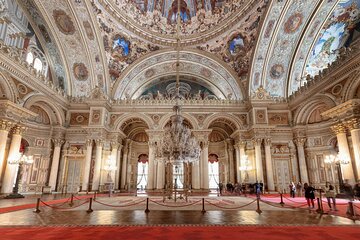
(93, 199, 146, 208)
(40, 199, 89, 210)
(149, 199, 202, 208)
(204, 199, 257, 210)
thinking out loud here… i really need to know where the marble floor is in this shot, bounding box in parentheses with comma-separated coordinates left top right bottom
(0, 193, 359, 227)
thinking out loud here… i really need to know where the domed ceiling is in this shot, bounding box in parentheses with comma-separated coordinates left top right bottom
(14, 0, 360, 99)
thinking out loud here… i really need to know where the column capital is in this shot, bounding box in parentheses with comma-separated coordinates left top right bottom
(95, 139, 104, 147)
(264, 138, 272, 146)
(235, 140, 247, 149)
(330, 123, 346, 134)
(0, 120, 14, 131)
(85, 139, 93, 147)
(252, 138, 262, 147)
(294, 137, 306, 147)
(12, 125, 26, 135)
(111, 141, 120, 150)
(345, 118, 360, 131)
(52, 139, 65, 147)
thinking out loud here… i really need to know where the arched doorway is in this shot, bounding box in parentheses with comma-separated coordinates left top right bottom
(208, 154, 219, 189)
(137, 154, 148, 191)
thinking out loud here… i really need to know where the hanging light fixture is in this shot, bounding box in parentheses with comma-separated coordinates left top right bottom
(155, 0, 201, 165)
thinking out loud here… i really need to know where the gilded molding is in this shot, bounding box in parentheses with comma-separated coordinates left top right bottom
(294, 137, 306, 147)
(330, 124, 347, 135)
(0, 119, 14, 131)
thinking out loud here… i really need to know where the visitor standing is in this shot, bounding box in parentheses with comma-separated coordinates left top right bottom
(289, 182, 296, 198)
(304, 183, 315, 208)
(353, 180, 360, 200)
(296, 182, 302, 197)
(324, 182, 337, 211)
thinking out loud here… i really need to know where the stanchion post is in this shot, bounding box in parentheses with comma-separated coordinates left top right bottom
(69, 193, 74, 207)
(256, 196, 262, 214)
(145, 197, 150, 213)
(347, 201, 355, 220)
(201, 198, 206, 214)
(34, 198, 41, 213)
(94, 191, 97, 201)
(316, 198, 323, 214)
(279, 193, 284, 206)
(87, 198, 93, 213)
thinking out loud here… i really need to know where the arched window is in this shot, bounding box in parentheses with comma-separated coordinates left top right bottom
(208, 154, 219, 189)
(137, 154, 148, 190)
(34, 58, 43, 72)
(26, 52, 33, 65)
(25, 45, 48, 76)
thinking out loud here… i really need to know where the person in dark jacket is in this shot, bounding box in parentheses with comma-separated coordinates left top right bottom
(304, 182, 315, 208)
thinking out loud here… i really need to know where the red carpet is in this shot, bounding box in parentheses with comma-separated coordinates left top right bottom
(0, 226, 359, 240)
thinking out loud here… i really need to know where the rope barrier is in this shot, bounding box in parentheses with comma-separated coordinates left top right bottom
(93, 199, 146, 208)
(282, 196, 307, 204)
(353, 204, 360, 210)
(149, 199, 201, 208)
(39, 199, 89, 210)
(260, 199, 309, 210)
(204, 199, 257, 210)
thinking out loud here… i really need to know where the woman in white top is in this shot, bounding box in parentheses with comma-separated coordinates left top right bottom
(324, 182, 337, 211)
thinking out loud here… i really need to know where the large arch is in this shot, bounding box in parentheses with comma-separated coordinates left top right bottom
(158, 112, 198, 130)
(293, 94, 337, 125)
(0, 71, 17, 102)
(23, 94, 65, 126)
(204, 113, 243, 131)
(113, 113, 153, 132)
(112, 49, 244, 100)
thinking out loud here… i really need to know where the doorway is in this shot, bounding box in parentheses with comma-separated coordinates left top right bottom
(275, 160, 290, 193)
(66, 160, 81, 193)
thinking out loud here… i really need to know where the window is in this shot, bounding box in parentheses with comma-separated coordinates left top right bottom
(33, 58, 43, 72)
(137, 154, 148, 190)
(26, 52, 33, 65)
(25, 45, 48, 76)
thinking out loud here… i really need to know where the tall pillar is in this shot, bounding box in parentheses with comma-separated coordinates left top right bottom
(347, 118, 360, 180)
(331, 124, 355, 184)
(147, 141, 156, 190)
(294, 137, 309, 184)
(115, 143, 123, 190)
(0, 120, 13, 182)
(48, 139, 65, 191)
(253, 138, 264, 182)
(0, 18, 9, 41)
(156, 160, 165, 189)
(226, 139, 235, 183)
(91, 139, 103, 191)
(121, 140, 129, 190)
(235, 141, 246, 183)
(201, 142, 209, 189)
(264, 138, 275, 191)
(110, 141, 120, 186)
(1, 126, 26, 194)
(82, 139, 93, 191)
(191, 161, 200, 189)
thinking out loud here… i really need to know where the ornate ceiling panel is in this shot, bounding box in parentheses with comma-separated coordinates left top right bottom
(112, 50, 243, 100)
(94, 0, 261, 45)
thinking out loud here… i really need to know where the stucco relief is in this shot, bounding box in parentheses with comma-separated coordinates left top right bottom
(73, 63, 89, 81)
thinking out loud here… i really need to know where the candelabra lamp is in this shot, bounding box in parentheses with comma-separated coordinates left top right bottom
(5, 153, 33, 199)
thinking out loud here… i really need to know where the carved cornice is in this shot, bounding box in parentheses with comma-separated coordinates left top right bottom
(0, 99, 38, 122)
(0, 119, 14, 131)
(345, 118, 360, 131)
(321, 99, 360, 120)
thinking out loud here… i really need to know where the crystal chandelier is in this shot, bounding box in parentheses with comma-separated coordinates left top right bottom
(155, 0, 201, 164)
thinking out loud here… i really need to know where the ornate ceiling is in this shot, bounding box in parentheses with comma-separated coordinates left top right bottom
(12, 0, 360, 99)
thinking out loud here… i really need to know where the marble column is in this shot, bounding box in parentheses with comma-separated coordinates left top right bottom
(48, 139, 65, 191)
(0, 120, 13, 183)
(91, 139, 103, 191)
(147, 141, 156, 190)
(156, 160, 165, 189)
(347, 118, 360, 181)
(331, 124, 356, 184)
(226, 139, 235, 183)
(201, 142, 209, 190)
(253, 138, 264, 183)
(235, 141, 246, 183)
(81, 139, 93, 191)
(120, 140, 129, 190)
(115, 144, 123, 190)
(191, 161, 200, 189)
(0, 18, 9, 41)
(294, 137, 309, 184)
(264, 138, 275, 191)
(1, 126, 26, 194)
(110, 141, 120, 186)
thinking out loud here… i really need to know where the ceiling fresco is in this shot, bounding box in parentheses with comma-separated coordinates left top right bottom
(139, 78, 217, 100)
(98, 0, 258, 39)
(13, 0, 360, 99)
(305, 0, 360, 78)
